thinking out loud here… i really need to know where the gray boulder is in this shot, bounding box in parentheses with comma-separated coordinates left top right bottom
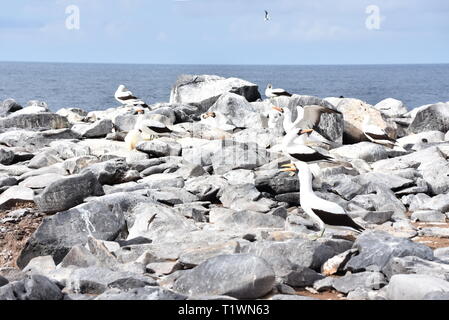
(283, 266, 324, 288)
(409, 103, 449, 134)
(0, 98, 22, 116)
(0, 113, 70, 130)
(255, 170, 299, 194)
(0, 186, 34, 210)
(423, 291, 449, 300)
(386, 274, 449, 300)
(241, 239, 353, 273)
(20, 173, 65, 190)
(17, 192, 146, 267)
(184, 175, 228, 201)
(65, 267, 155, 294)
(330, 142, 388, 162)
(217, 210, 285, 229)
(81, 158, 129, 185)
(95, 287, 186, 300)
(0, 147, 15, 165)
(332, 271, 387, 294)
(71, 119, 113, 138)
(170, 74, 261, 111)
(210, 141, 270, 174)
(208, 93, 265, 129)
(0, 275, 63, 300)
(0, 275, 8, 287)
(34, 170, 104, 213)
(137, 139, 181, 158)
(345, 231, 434, 272)
(173, 254, 275, 299)
(22, 274, 64, 300)
(374, 98, 408, 118)
(383, 256, 449, 280)
(28, 150, 62, 169)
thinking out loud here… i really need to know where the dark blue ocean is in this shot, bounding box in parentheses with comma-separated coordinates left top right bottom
(0, 62, 448, 112)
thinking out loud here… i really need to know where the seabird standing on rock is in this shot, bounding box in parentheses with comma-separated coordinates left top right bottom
(362, 115, 398, 148)
(281, 160, 365, 238)
(265, 84, 292, 98)
(272, 106, 304, 133)
(115, 85, 150, 109)
(125, 115, 173, 150)
(200, 111, 235, 132)
(282, 128, 334, 164)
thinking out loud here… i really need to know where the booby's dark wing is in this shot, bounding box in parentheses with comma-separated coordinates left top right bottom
(147, 126, 172, 134)
(288, 151, 333, 163)
(118, 94, 139, 101)
(298, 105, 342, 129)
(364, 131, 397, 143)
(311, 208, 365, 233)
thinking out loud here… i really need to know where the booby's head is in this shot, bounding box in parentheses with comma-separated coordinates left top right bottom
(201, 112, 216, 119)
(280, 161, 309, 173)
(267, 84, 273, 90)
(117, 84, 127, 92)
(296, 128, 314, 136)
(272, 106, 284, 113)
(133, 108, 145, 115)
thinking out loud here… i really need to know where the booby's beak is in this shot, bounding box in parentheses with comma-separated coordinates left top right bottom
(135, 109, 145, 114)
(202, 112, 216, 119)
(272, 106, 284, 113)
(299, 129, 314, 135)
(280, 163, 298, 172)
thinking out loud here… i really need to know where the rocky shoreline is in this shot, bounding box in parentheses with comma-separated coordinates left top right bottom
(1, 74, 449, 300)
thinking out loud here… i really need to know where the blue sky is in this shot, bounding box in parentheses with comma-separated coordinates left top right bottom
(1, 0, 448, 65)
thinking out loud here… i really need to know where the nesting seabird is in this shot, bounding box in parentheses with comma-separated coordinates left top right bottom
(272, 106, 304, 133)
(265, 84, 292, 98)
(362, 115, 397, 148)
(282, 128, 334, 164)
(200, 111, 236, 132)
(125, 115, 173, 150)
(281, 160, 365, 238)
(115, 85, 149, 109)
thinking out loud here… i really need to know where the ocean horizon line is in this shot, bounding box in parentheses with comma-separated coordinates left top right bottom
(1, 60, 449, 67)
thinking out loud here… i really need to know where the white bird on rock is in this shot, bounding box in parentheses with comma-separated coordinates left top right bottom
(271, 106, 304, 133)
(115, 85, 149, 109)
(362, 115, 398, 149)
(282, 128, 334, 164)
(265, 84, 292, 98)
(125, 115, 173, 150)
(281, 160, 365, 238)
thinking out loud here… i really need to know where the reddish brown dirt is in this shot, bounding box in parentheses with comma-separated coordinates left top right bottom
(411, 221, 449, 249)
(0, 204, 42, 268)
(295, 289, 346, 300)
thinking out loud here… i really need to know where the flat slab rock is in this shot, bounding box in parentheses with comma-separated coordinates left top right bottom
(345, 230, 434, 272)
(173, 254, 276, 299)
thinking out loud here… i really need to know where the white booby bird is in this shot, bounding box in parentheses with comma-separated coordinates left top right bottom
(265, 84, 292, 98)
(125, 115, 173, 150)
(362, 115, 398, 148)
(281, 160, 365, 237)
(200, 111, 236, 132)
(264, 10, 270, 21)
(282, 128, 334, 163)
(115, 85, 149, 109)
(272, 106, 304, 133)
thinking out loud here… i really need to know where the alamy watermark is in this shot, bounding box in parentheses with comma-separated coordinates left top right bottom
(365, 5, 381, 30)
(65, 5, 80, 30)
